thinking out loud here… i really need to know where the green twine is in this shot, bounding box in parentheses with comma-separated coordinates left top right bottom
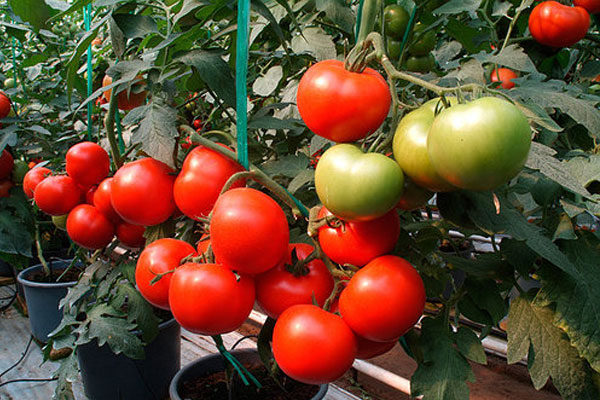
(212, 335, 262, 388)
(398, 5, 417, 63)
(235, 0, 250, 170)
(84, 4, 93, 141)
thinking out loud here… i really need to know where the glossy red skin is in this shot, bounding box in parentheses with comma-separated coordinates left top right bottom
(297, 60, 391, 143)
(66, 142, 110, 186)
(168, 263, 255, 335)
(0, 94, 11, 119)
(192, 119, 202, 129)
(0, 179, 13, 198)
(574, 0, 600, 14)
(111, 158, 176, 226)
(255, 243, 334, 319)
(210, 188, 289, 275)
(85, 185, 97, 205)
(0, 149, 13, 179)
(102, 75, 148, 111)
(174, 146, 245, 221)
(355, 336, 397, 360)
(93, 178, 122, 224)
(66, 204, 115, 249)
(23, 167, 52, 199)
(273, 304, 357, 384)
(135, 238, 196, 309)
(180, 136, 193, 150)
(34, 175, 83, 216)
(490, 68, 518, 89)
(196, 234, 211, 255)
(339, 255, 425, 342)
(116, 222, 146, 248)
(317, 207, 400, 266)
(528, 2, 590, 48)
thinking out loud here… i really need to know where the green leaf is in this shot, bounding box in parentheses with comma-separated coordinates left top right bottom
(564, 155, 600, 192)
(455, 327, 487, 365)
(253, 66, 283, 97)
(52, 352, 78, 400)
(178, 50, 236, 107)
(288, 169, 314, 194)
(433, 0, 482, 14)
(474, 44, 537, 73)
(60, 260, 109, 310)
(86, 303, 145, 359)
(109, 15, 126, 60)
(315, 0, 355, 34)
(9, 0, 57, 31)
(113, 13, 158, 40)
(291, 27, 337, 61)
(507, 295, 600, 399)
(411, 317, 475, 400)
(458, 278, 506, 326)
(262, 154, 309, 178)
(443, 252, 512, 280)
(113, 284, 159, 343)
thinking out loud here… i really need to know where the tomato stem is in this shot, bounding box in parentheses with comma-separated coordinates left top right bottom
(104, 91, 123, 169)
(356, 0, 381, 44)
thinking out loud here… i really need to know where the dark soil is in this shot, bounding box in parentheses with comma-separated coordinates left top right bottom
(179, 362, 320, 400)
(26, 266, 82, 283)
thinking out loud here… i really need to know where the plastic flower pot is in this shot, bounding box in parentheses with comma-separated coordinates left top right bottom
(169, 348, 329, 400)
(77, 317, 181, 400)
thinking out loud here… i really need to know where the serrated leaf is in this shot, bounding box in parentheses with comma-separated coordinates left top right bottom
(60, 260, 109, 309)
(253, 66, 283, 97)
(434, 0, 482, 14)
(113, 13, 158, 40)
(178, 50, 236, 107)
(474, 44, 537, 73)
(507, 295, 600, 399)
(455, 327, 487, 364)
(114, 284, 159, 343)
(492, 1, 512, 17)
(9, 0, 56, 31)
(288, 169, 314, 194)
(291, 27, 336, 61)
(87, 303, 144, 359)
(411, 317, 475, 400)
(564, 155, 600, 191)
(262, 154, 310, 178)
(109, 15, 125, 59)
(52, 352, 78, 400)
(434, 41, 463, 70)
(458, 278, 506, 326)
(445, 58, 485, 84)
(315, 0, 355, 34)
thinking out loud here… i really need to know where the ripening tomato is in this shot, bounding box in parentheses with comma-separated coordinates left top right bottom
(102, 75, 148, 111)
(210, 188, 289, 275)
(317, 207, 400, 266)
(255, 243, 334, 319)
(339, 255, 425, 342)
(0, 179, 12, 198)
(355, 335, 397, 360)
(85, 185, 97, 205)
(34, 175, 83, 216)
(116, 222, 146, 248)
(111, 158, 176, 226)
(0, 149, 13, 180)
(168, 263, 255, 335)
(0, 93, 11, 119)
(297, 60, 391, 143)
(93, 178, 122, 224)
(66, 142, 110, 187)
(528, 1, 590, 48)
(574, 0, 600, 14)
(66, 204, 115, 249)
(273, 304, 357, 385)
(23, 167, 52, 199)
(174, 146, 245, 221)
(490, 68, 518, 89)
(135, 238, 196, 310)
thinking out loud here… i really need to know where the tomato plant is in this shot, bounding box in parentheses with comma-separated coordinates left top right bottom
(65, 142, 110, 187)
(34, 175, 82, 216)
(528, 1, 590, 48)
(66, 204, 115, 250)
(102, 74, 148, 111)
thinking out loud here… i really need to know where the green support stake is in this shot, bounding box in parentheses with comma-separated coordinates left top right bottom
(235, 0, 251, 170)
(84, 4, 93, 141)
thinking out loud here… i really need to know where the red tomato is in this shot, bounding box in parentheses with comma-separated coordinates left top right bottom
(111, 158, 176, 226)
(210, 188, 289, 275)
(574, 0, 600, 14)
(66, 204, 115, 249)
(0, 179, 12, 198)
(192, 118, 202, 129)
(490, 68, 518, 89)
(297, 60, 391, 143)
(196, 234, 211, 255)
(66, 142, 110, 187)
(0, 93, 11, 119)
(317, 207, 400, 266)
(116, 222, 146, 248)
(339, 255, 425, 342)
(102, 75, 148, 111)
(34, 175, 83, 216)
(168, 263, 255, 335)
(528, 1, 590, 48)
(255, 243, 334, 319)
(23, 167, 52, 199)
(180, 136, 193, 150)
(135, 238, 196, 309)
(174, 146, 245, 221)
(93, 178, 122, 224)
(273, 304, 357, 384)
(0, 149, 13, 179)
(355, 336, 397, 360)
(85, 185, 97, 205)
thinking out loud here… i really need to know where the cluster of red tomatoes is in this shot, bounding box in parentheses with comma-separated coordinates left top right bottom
(529, 1, 598, 48)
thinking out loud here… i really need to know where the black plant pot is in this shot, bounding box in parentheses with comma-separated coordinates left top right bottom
(78, 317, 181, 400)
(16, 260, 78, 342)
(0, 259, 12, 277)
(169, 348, 328, 400)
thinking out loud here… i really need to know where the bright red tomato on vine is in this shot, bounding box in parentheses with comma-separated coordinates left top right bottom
(116, 222, 146, 248)
(0, 149, 13, 180)
(66, 204, 115, 250)
(66, 142, 110, 187)
(528, 1, 590, 48)
(490, 68, 518, 89)
(297, 59, 391, 143)
(34, 175, 83, 216)
(0, 93, 11, 119)
(102, 75, 148, 111)
(23, 167, 52, 199)
(574, 0, 600, 14)
(93, 178, 122, 224)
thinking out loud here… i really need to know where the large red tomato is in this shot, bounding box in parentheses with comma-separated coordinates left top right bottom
(34, 175, 83, 216)
(317, 207, 400, 266)
(210, 188, 289, 275)
(173, 145, 245, 221)
(66, 204, 115, 249)
(168, 263, 255, 335)
(116, 222, 146, 248)
(111, 158, 176, 226)
(23, 167, 52, 199)
(339, 255, 425, 342)
(0, 93, 11, 119)
(297, 60, 391, 143)
(0, 149, 13, 179)
(0, 179, 12, 198)
(102, 75, 148, 111)
(135, 238, 196, 309)
(93, 178, 122, 224)
(255, 243, 334, 319)
(574, 0, 600, 14)
(528, 2, 590, 48)
(272, 304, 357, 384)
(490, 68, 518, 89)
(66, 142, 110, 187)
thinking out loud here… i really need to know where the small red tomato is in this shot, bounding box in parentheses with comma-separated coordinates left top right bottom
(528, 1, 590, 48)
(255, 243, 334, 319)
(66, 142, 110, 187)
(0, 149, 14, 180)
(135, 238, 196, 310)
(574, 0, 600, 14)
(66, 204, 115, 249)
(116, 222, 146, 248)
(168, 263, 255, 335)
(34, 175, 83, 216)
(93, 178, 122, 224)
(180, 136, 193, 150)
(490, 68, 518, 89)
(0, 93, 11, 119)
(0, 179, 13, 198)
(192, 119, 202, 129)
(273, 304, 357, 384)
(23, 167, 52, 199)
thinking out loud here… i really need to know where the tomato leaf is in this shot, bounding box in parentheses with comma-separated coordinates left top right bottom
(262, 154, 309, 178)
(253, 66, 283, 97)
(86, 303, 145, 359)
(433, 0, 482, 14)
(178, 50, 236, 107)
(455, 327, 487, 365)
(458, 278, 506, 326)
(315, 0, 355, 34)
(507, 294, 600, 398)
(52, 352, 78, 400)
(8, 0, 57, 31)
(474, 44, 538, 73)
(114, 284, 159, 343)
(291, 27, 337, 61)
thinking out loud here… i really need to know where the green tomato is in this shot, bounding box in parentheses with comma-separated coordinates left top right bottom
(384, 5, 410, 41)
(396, 179, 434, 211)
(427, 97, 532, 191)
(12, 160, 28, 183)
(315, 144, 404, 221)
(3, 78, 15, 89)
(405, 54, 435, 73)
(52, 214, 68, 231)
(393, 98, 456, 192)
(408, 23, 436, 56)
(387, 39, 402, 60)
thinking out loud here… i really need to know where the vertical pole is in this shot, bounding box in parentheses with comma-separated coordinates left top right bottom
(84, 5, 93, 141)
(235, 0, 250, 170)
